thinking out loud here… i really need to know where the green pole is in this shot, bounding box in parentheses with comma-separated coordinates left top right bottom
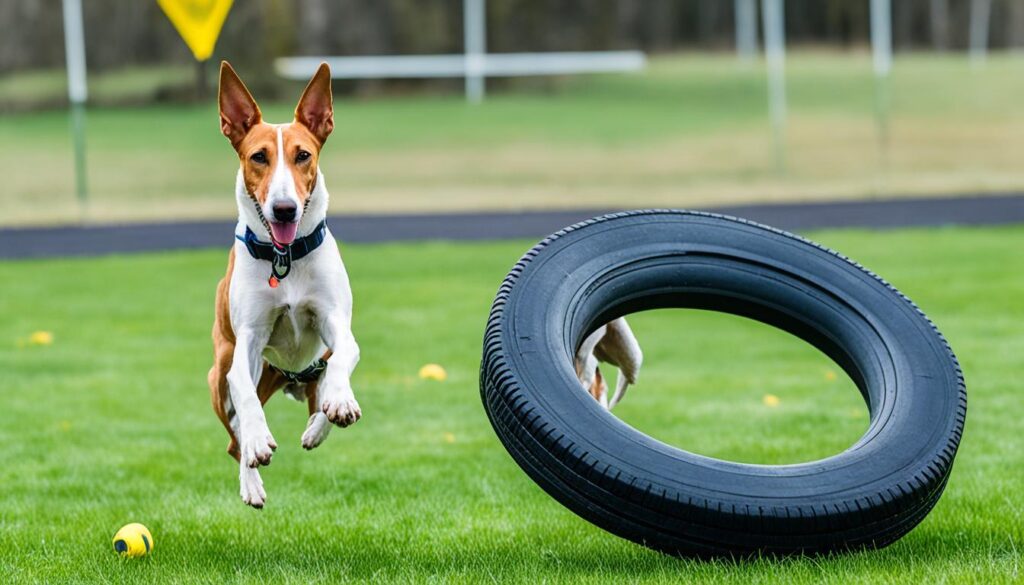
(70, 101, 88, 209)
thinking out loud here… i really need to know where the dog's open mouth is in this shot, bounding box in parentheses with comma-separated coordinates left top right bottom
(269, 221, 298, 246)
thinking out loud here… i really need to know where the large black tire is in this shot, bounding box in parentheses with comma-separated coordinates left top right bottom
(479, 210, 966, 557)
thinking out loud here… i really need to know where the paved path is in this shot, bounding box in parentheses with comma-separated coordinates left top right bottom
(2, 193, 1022, 259)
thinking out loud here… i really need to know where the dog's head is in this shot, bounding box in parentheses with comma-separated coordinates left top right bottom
(218, 61, 333, 245)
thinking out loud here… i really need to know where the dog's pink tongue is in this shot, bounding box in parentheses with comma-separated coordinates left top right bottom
(269, 222, 298, 245)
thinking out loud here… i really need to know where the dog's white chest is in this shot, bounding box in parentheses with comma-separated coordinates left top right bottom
(263, 300, 324, 372)
(229, 231, 351, 375)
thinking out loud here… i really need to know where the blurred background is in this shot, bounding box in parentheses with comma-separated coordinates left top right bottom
(2, 0, 1024, 226)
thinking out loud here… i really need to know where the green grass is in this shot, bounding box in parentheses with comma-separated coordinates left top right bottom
(1, 226, 1021, 583)
(0, 65, 196, 112)
(2, 51, 1024, 225)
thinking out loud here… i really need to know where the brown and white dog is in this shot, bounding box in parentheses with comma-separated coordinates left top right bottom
(208, 62, 360, 509)
(575, 318, 643, 409)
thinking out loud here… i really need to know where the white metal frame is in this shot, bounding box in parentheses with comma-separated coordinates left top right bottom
(969, 0, 991, 65)
(735, 0, 758, 60)
(761, 0, 786, 170)
(275, 0, 646, 103)
(62, 0, 88, 207)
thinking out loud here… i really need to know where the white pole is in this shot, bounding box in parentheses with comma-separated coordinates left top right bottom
(464, 0, 486, 103)
(929, 0, 950, 51)
(735, 0, 757, 61)
(870, 0, 892, 166)
(62, 0, 88, 209)
(969, 0, 991, 66)
(761, 0, 786, 171)
(870, 0, 892, 79)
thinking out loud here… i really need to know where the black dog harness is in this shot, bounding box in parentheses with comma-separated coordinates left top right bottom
(236, 219, 328, 288)
(270, 358, 328, 384)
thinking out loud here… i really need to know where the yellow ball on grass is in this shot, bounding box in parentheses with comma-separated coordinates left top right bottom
(418, 363, 447, 381)
(112, 523, 153, 557)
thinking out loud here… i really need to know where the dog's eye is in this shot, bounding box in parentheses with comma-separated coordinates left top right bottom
(295, 150, 311, 163)
(250, 151, 267, 164)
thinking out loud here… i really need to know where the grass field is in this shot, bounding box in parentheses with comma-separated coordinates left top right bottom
(1, 226, 1021, 583)
(2, 51, 1024, 226)
(0, 65, 195, 113)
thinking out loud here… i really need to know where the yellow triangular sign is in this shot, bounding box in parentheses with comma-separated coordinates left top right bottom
(158, 0, 233, 62)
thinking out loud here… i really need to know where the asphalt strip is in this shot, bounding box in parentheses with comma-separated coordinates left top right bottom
(2, 193, 1022, 259)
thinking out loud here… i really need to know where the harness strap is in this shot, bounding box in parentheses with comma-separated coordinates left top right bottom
(271, 358, 328, 384)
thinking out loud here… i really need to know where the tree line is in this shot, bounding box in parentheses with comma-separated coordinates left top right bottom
(3, 0, 1023, 74)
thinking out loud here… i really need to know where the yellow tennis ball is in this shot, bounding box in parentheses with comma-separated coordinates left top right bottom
(418, 363, 447, 381)
(112, 523, 153, 557)
(28, 331, 53, 346)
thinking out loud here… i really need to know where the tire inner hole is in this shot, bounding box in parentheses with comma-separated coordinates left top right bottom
(582, 308, 869, 465)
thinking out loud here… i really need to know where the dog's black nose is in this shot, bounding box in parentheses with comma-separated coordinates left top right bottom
(272, 202, 297, 223)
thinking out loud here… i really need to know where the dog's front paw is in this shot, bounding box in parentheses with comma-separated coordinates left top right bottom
(301, 412, 332, 450)
(322, 394, 362, 427)
(239, 466, 266, 509)
(240, 425, 277, 468)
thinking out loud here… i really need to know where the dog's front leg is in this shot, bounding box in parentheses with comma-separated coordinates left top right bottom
(311, 313, 361, 432)
(227, 328, 277, 507)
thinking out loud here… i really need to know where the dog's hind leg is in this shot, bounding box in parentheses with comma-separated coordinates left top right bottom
(575, 325, 611, 408)
(594, 318, 643, 409)
(256, 363, 285, 406)
(301, 380, 333, 450)
(209, 342, 240, 461)
(301, 351, 333, 450)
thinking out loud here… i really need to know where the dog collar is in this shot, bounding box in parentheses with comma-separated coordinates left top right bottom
(236, 219, 328, 288)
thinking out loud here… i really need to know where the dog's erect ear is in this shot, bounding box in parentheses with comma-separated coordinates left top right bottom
(218, 61, 262, 147)
(294, 63, 334, 145)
